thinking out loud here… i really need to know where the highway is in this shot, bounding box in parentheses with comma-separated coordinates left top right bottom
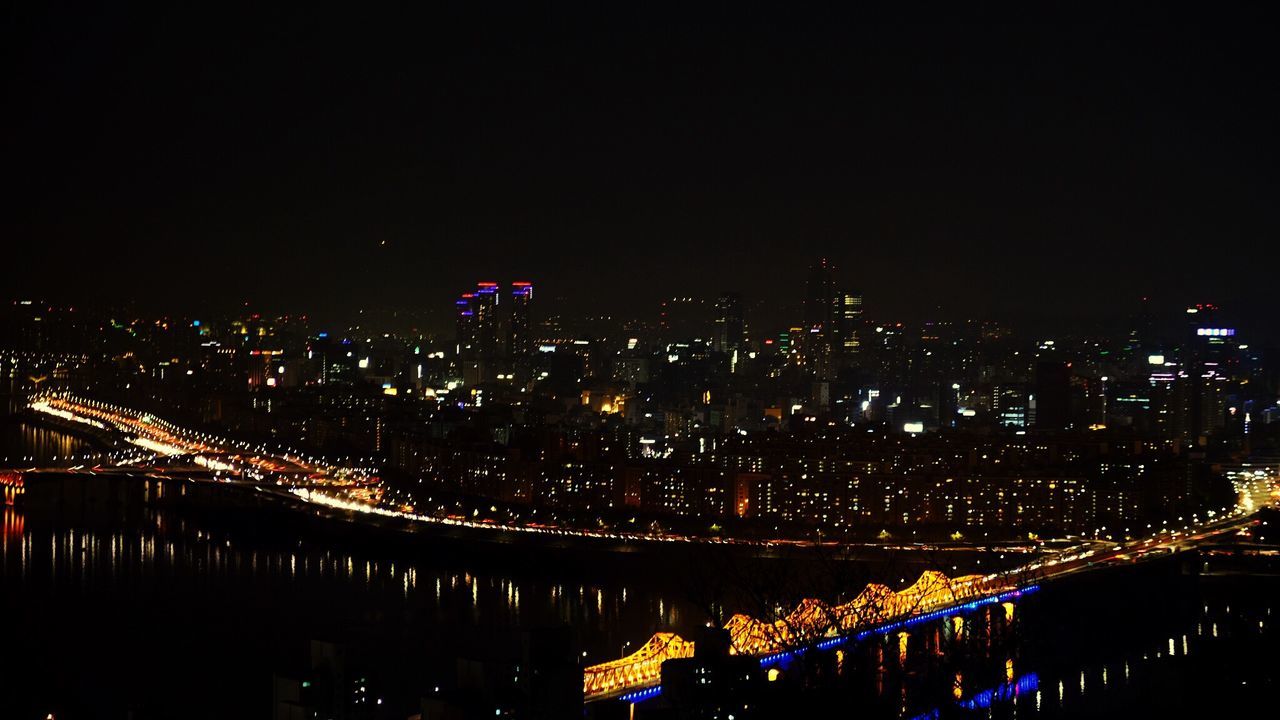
(16, 394, 1051, 552)
(19, 393, 1277, 561)
(1021, 471, 1276, 585)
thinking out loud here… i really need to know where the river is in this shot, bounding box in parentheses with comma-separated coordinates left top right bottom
(0, 413, 1275, 718)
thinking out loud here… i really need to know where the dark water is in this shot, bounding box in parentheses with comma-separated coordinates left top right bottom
(0, 398, 91, 466)
(752, 571, 1280, 719)
(0, 417, 694, 718)
(1027, 576, 1274, 718)
(1000, 574, 1278, 718)
(7, 506, 1274, 720)
(2, 422, 1278, 719)
(0, 500, 708, 719)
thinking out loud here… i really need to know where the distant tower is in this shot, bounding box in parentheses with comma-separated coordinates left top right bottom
(510, 282, 533, 356)
(804, 259, 841, 377)
(455, 292, 477, 358)
(1033, 360, 1072, 430)
(836, 291, 863, 355)
(804, 258, 837, 333)
(474, 282, 503, 359)
(1178, 302, 1234, 439)
(455, 281, 537, 384)
(713, 292, 744, 353)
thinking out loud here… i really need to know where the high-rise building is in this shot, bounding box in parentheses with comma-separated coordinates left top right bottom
(658, 296, 713, 342)
(454, 280, 535, 384)
(309, 335, 357, 385)
(804, 259, 862, 377)
(1033, 360, 1072, 429)
(1175, 303, 1236, 440)
(510, 282, 533, 356)
(1124, 296, 1157, 373)
(835, 291, 863, 355)
(474, 282, 504, 359)
(994, 384, 1030, 428)
(804, 258, 836, 333)
(455, 293, 477, 358)
(712, 292, 744, 354)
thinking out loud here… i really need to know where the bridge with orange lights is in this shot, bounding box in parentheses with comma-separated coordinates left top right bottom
(581, 570, 1019, 700)
(1, 471, 23, 506)
(580, 494, 1274, 702)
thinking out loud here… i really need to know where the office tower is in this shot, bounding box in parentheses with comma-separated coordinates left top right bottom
(474, 282, 504, 359)
(804, 258, 836, 333)
(309, 335, 357, 385)
(1176, 303, 1236, 440)
(455, 293, 477, 358)
(1033, 360, 1072, 429)
(835, 291, 863, 355)
(510, 282, 533, 356)
(658, 296, 712, 342)
(803, 259, 836, 377)
(994, 383, 1030, 428)
(713, 292, 744, 354)
(454, 280, 535, 384)
(1124, 296, 1157, 372)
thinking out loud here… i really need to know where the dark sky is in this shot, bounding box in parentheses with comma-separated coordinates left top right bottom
(5, 4, 1280, 333)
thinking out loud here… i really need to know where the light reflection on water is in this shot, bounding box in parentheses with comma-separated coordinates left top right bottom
(0, 505, 688, 653)
(867, 579, 1276, 719)
(3, 422, 1277, 717)
(1, 499, 702, 716)
(0, 419, 91, 466)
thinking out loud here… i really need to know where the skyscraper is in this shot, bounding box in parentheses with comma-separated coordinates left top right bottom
(455, 292, 477, 358)
(835, 291, 863, 355)
(1176, 303, 1235, 440)
(804, 258, 836, 333)
(804, 258, 859, 377)
(474, 282, 503, 359)
(510, 282, 534, 356)
(713, 292, 744, 354)
(1033, 360, 1072, 430)
(454, 281, 535, 384)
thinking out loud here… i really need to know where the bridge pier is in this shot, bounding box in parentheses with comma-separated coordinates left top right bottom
(1, 471, 24, 505)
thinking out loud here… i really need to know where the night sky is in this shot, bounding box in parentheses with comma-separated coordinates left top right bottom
(5, 5, 1280, 332)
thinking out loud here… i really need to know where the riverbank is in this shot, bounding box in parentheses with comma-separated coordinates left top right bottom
(16, 469, 1029, 585)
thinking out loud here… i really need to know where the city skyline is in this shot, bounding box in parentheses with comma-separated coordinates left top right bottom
(4, 5, 1280, 718)
(5, 270, 1266, 346)
(7, 6, 1280, 329)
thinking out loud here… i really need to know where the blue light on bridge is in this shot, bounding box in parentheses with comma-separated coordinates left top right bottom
(907, 672, 1040, 719)
(759, 585, 1040, 669)
(958, 672, 1040, 710)
(619, 686, 662, 703)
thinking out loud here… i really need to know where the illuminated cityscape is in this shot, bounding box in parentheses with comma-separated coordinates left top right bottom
(4, 5, 1280, 720)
